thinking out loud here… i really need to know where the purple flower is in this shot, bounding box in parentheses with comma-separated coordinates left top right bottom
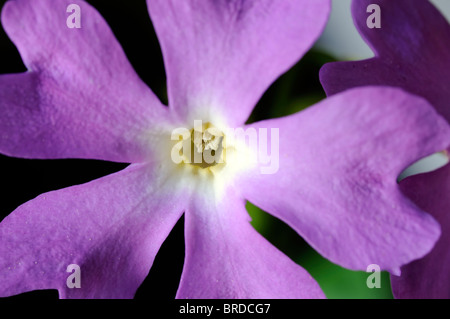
(320, 0, 450, 298)
(397, 163, 450, 299)
(0, 0, 449, 299)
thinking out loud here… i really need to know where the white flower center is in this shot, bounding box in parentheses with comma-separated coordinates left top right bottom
(161, 118, 258, 200)
(188, 122, 225, 170)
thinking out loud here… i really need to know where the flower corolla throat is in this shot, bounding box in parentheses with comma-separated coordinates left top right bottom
(171, 120, 230, 176)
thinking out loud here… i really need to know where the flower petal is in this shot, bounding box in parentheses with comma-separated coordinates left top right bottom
(320, 0, 450, 123)
(176, 188, 324, 299)
(0, 0, 170, 162)
(0, 163, 185, 298)
(236, 87, 450, 275)
(147, 0, 330, 126)
(391, 164, 450, 298)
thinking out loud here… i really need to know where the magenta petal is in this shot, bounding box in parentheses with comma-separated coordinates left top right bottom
(0, 0, 170, 162)
(0, 163, 185, 298)
(147, 0, 330, 126)
(320, 0, 450, 123)
(391, 164, 450, 298)
(237, 87, 450, 275)
(176, 190, 324, 299)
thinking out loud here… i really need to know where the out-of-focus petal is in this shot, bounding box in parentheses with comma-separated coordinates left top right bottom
(0, 0, 171, 162)
(176, 188, 324, 299)
(237, 87, 450, 275)
(147, 0, 330, 126)
(391, 164, 450, 298)
(0, 163, 185, 298)
(320, 0, 450, 123)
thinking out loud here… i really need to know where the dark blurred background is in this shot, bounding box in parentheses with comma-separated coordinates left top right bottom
(0, 0, 393, 299)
